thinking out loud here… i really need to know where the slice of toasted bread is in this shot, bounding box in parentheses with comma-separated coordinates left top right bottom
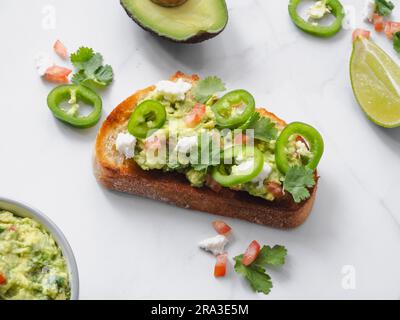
(94, 72, 318, 228)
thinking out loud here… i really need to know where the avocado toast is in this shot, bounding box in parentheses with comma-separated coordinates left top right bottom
(94, 72, 321, 229)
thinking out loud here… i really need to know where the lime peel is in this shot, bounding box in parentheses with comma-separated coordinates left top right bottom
(350, 37, 400, 128)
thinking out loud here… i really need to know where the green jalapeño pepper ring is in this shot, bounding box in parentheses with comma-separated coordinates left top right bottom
(47, 84, 102, 128)
(212, 90, 255, 129)
(275, 122, 324, 174)
(288, 0, 345, 38)
(128, 100, 167, 139)
(211, 146, 264, 187)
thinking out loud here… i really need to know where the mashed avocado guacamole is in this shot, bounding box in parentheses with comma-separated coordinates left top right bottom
(0, 211, 70, 300)
(118, 76, 313, 202)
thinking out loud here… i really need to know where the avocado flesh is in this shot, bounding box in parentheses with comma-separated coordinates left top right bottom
(121, 0, 228, 42)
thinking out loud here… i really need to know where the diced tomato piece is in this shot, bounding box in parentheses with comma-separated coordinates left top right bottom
(53, 40, 68, 60)
(212, 220, 232, 235)
(242, 240, 261, 266)
(234, 133, 249, 146)
(44, 65, 71, 84)
(385, 21, 400, 39)
(266, 182, 285, 199)
(352, 29, 371, 42)
(214, 254, 227, 277)
(185, 103, 206, 128)
(372, 14, 385, 33)
(9, 226, 16, 232)
(0, 273, 7, 285)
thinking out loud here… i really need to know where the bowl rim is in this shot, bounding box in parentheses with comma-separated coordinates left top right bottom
(0, 197, 79, 300)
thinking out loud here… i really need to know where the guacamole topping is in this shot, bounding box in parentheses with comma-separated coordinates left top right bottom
(0, 211, 70, 300)
(116, 75, 323, 203)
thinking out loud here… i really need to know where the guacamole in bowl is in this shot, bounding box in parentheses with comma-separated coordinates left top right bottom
(0, 199, 78, 300)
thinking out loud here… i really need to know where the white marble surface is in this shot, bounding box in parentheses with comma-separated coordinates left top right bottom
(1, 0, 400, 300)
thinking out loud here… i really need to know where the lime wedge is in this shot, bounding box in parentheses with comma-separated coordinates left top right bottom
(350, 37, 400, 128)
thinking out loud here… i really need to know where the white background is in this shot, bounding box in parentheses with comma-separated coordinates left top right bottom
(1, 0, 400, 299)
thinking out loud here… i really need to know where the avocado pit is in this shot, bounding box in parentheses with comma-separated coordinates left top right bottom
(151, 0, 188, 7)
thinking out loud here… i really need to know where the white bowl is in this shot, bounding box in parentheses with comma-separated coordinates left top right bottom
(0, 197, 79, 300)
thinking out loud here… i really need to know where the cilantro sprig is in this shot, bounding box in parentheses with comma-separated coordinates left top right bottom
(283, 166, 316, 203)
(234, 245, 287, 295)
(193, 76, 226, 104)
(70, 47, 114, 88)
(375, 0, 395, 17)
(241, 112, 278, 142)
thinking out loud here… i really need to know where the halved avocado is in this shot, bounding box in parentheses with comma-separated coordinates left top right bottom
(120, 0, 228, 43)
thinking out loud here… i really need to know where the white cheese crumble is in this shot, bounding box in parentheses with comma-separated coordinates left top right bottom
(363, 0, 376, 22)
(116, 132, 137, 159)
(252, 162, 272, 187)
(175, 136, 198, 154)
(230, 159, 272, 187)
(155, 79, 192, 102)
(35, 52, 54, 76)
(198, 235, 229, 256)
(307, 1, 331, 20)
(231, 159, 255, 176)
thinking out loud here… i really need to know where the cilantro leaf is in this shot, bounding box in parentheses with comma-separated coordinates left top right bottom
(0, 226, 5, 234)
(234, 256, 273, 295)
(193, 76, 226, 103)
(252, 116, 278, 142)
(240, 112, 260, 129)
(233, 245, 287, 295)
(70, 47, 114, 88)
(375, 0, 395, 17)
(70, 47, 94, 70)
(241, 112, 278, 142)
(394, 32, 400, 54)
(283, 166, 315, 203)
(94, 65, 114, 86)
(254, 245, 288, 267)
(83, 53, 104, 77)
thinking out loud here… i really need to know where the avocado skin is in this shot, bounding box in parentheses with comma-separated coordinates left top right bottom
(120, 0, 228, 44)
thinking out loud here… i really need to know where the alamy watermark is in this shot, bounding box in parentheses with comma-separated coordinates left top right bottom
(341, 265, 356, 290)
(139, 127, 259, 168)
(41, 5, 56, 30)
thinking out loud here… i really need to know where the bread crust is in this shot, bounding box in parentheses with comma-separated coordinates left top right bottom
(94, 72, 318, 228)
